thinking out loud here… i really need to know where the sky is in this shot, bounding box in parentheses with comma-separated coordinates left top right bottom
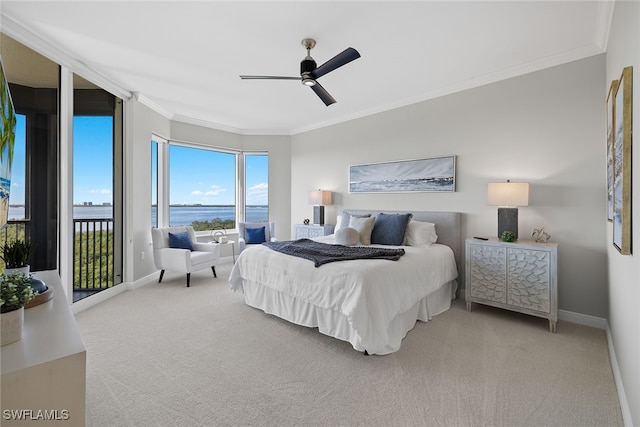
(165, 144, 268, 206)
(9, 114, 26, 205)
(10, 115, 268, 207)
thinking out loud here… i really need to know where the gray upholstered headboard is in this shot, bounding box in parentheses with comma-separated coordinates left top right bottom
(343, 209, 462, 280)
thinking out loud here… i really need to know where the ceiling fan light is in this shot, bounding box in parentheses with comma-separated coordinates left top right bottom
(302, 78, 316, 87)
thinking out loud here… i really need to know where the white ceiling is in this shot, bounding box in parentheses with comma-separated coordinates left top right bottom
(1, 1, 613, 135)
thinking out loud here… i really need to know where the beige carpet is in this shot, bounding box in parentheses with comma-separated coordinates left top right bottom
(75, 263, 623, 426)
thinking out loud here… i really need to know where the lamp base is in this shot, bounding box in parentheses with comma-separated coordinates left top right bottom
(313, 206, 325, 225)
(497, 207, 518, 239)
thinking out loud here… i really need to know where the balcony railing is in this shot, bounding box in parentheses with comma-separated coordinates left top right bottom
(0, 220, 29, 244)
(74, 218, 114, 291)
(1, 219, 115, 300)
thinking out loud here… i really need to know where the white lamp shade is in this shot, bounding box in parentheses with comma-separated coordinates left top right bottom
(487, 182, 530, 207)
(308, 190, 332, 206)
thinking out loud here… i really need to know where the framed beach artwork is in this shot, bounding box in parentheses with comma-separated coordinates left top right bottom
(0, 55, 16, 230)
(612, 66, 632, 255)
(349, 155, 456, 193)
(606, 79, 618, 222)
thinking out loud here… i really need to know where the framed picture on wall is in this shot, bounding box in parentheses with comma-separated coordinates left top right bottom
(606, 79, 618, 222)
(612, 66, 632, 255)
(349, 155, 456, 193)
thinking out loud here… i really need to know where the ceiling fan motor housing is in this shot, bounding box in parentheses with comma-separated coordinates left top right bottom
(300, 58, 317, 86)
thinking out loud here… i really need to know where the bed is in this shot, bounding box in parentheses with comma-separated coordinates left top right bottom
(229, 210, 461, 355)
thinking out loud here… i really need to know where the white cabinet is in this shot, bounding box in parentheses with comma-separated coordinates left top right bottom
(295, 224, 335, 239)
(1, 271, 86, 426)
(465, 238, 558, 332)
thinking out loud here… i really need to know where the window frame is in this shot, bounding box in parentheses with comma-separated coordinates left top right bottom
(156, 139, 268, 232)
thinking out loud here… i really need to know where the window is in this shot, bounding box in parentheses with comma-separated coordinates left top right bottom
(168, 144, 237, 230)
(8, 114, 26, 220)
(158, 143, 268, 231)
(244, 153, 268, 223)
(151, 140, 158, 228)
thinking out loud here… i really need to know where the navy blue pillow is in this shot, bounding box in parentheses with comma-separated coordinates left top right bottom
(370, 213, 413, 245)
(168, 231, 194, 251)
(246, 226, 266, 244)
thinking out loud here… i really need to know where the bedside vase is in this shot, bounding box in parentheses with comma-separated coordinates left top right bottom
(1, 307, 24, 346)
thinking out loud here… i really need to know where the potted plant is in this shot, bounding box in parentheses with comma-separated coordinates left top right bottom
(1, 239, 34, 275)
(0, 272, 35, 346)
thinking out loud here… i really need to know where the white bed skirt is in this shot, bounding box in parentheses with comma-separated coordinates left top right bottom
(240, 279, 458, 355)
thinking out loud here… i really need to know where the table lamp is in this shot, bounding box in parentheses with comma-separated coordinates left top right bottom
(308, 190, 332, 225)
(487, 181, 529, 239)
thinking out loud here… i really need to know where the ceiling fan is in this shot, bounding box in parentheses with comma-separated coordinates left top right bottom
(240, 38, 360, 106)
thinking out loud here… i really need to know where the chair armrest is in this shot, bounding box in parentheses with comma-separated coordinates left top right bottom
(238, 237, 246, 253)
(154, 248, 191, 271)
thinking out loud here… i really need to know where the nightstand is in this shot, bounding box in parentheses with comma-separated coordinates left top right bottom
(295, 224, 335, 239)
(465, 237, 558, 332)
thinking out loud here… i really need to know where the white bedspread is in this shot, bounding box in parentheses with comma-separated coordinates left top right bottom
(229, 236, 458, 354)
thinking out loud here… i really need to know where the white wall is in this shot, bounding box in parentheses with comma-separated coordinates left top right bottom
(605, 1, 640, 425)
(291, 54, 607, 318)
(127, 98, 170, 282)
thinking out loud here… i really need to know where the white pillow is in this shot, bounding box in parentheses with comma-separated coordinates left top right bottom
(335, 227, 360, 246)
(349, 216, 376, 245)
(334, 213, 347, 232)
(335, 212, 371, 232)
(404, 220, 437, 246)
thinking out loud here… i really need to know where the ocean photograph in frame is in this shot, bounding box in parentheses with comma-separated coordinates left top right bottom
(0, 55, 16, 230)
(612, 66, 632, 255)
(606, 79, 618, 222)
(349, 156, 455, 193)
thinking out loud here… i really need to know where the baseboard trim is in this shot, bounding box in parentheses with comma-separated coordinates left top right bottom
(606, 323, 633, 427)
(458, 289, 608, 330)
(71, 273, 158, 315)
(558, 309, 607, 329)
(71, 283, 127, 315)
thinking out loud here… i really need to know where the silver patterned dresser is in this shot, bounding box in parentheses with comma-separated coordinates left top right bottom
(465, 238, 558, 332)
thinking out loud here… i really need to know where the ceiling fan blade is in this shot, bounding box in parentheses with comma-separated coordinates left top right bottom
(311, 47, 360, 79)
(311, 82, 336, 106)
(239, 75, 301, 80)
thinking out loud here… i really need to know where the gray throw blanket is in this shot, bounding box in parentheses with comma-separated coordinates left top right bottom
(263, 239, 405, 267)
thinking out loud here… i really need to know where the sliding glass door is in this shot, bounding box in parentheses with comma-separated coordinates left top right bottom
(73, 74, 123, 300)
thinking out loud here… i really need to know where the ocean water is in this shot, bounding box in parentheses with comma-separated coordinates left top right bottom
(350, 177, 454, 193)
(8, 205, 269, 227)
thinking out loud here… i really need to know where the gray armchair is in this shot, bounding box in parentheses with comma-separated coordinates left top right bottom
(151, 226, 220, 287)
(237, 222, 276, 254)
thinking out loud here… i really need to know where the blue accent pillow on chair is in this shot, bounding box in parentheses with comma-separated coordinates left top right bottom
(168, 232, 194, 251)
(371, 213, 413, 245)
(246, 226, 266, 244)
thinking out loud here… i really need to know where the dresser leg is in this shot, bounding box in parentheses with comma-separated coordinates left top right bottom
(466, 301, 472, 312)
(549, 320, 557, 333)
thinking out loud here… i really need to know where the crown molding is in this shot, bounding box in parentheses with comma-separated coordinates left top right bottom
(593, 0, 615, 51)
(1, 13, 131, 100)
(133, 92, 173, 119)
(171, 114, 291, 136)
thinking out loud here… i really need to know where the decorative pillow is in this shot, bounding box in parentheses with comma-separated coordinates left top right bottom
(168, 231, 194, 251)
(335, 212, 371, 232)
(404, 220, 438, 246)
(335, 227, 360, 246)
(371, 213, 413, 245)
(349, 216, 376, 245)
(246, 226, 266, 244)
